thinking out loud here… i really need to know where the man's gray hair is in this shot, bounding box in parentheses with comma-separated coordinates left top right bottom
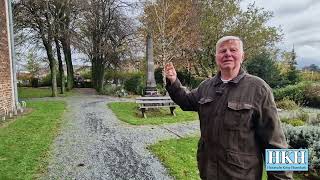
(216, 36, 243, 52)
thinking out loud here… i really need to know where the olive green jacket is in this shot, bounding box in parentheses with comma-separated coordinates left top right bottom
(166, 68, 293, 180)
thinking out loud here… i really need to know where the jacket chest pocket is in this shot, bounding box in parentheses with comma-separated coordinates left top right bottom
(224, 102, 253, 131)
(198, 97, 214, 139)
(199, 97, 214, 114)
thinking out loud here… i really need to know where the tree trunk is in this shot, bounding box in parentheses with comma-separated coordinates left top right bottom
(61, 38, 74, 91)
(91, 57, 97, 88)
(91, 31, 101, 90)
(55, 38, 65, 94)
(97, 71, 105, 93)
(43, 40, 58, 97)
(95, 59, 105, 93)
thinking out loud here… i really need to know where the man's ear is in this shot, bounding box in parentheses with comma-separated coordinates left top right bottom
(241, 52, 245, 63)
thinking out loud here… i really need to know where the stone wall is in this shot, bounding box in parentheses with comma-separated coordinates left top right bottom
(0, 0, 14, 116)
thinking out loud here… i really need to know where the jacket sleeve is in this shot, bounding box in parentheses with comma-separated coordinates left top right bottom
(255, 87, 293, 180)
(165, 78, 200, 112)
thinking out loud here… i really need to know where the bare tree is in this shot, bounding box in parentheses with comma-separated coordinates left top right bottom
(75, 0, 135, 92)
(14, 0, 58, 96)
(52, 0, 78, 91)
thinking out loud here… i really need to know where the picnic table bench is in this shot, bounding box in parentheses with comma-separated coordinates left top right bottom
(135, 96, 178, 118)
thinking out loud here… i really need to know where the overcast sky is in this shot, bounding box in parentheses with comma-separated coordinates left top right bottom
(241, 0, 320, 68)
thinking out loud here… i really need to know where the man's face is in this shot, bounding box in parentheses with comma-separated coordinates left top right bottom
(215, 40, 244, 73)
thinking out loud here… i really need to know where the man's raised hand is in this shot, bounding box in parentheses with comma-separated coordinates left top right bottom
(164, 62, 177, 84)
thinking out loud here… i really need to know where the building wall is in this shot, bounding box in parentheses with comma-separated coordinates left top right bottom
(0, 0, 14, 116)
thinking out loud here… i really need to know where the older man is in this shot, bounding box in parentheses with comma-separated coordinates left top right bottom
(164, 36, 293, 179)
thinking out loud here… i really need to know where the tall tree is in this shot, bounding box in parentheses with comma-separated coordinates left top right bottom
(51, 1, 65, 94)
(197, 0, 240, 76)
(287, 47, 300, 84)
(279, 46, 300, 85)
(52, 0, 76, 90)
(244, 52, 282, 88)
(14, 0, 58, 96)
(199, 0, 283, 75)
(75, 0, 135, 92)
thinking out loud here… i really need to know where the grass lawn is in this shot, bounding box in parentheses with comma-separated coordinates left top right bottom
(149, 137, 307, 180)
(108, 102, 198, 125)
(0, 101, 66, 180)
(149, 137, 200, 180)
(18, 87, 78, 99)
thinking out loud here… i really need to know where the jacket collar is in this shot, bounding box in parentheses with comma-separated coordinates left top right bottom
(212, 67, 246, 87)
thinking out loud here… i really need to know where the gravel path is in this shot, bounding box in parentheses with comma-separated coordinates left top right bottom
(40, 94, 200, 180)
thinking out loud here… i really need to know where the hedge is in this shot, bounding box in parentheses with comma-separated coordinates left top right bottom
(273, 82, 320, 107)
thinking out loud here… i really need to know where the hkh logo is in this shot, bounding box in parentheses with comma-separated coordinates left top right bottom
(267, 150, 306, 164)
(265, 149, 308, 171)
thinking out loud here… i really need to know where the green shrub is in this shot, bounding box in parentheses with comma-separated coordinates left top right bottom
(281, 118, 305, 126)
(105, 70, 130, 84)
(310, 141, 320, 175)
(40, 73, 62, 87)
(40, 73, 52, 86)
(177, 69, 192, 86)
(273, 82, 310, 105)
(101, 84, 127, 97)
(124, 73, 145, 94)
(282, 124, 320, 173)
(300, 71, 320, 81)
(101, 84, 119, 95)
(83, 80, 92, 88)
(176, 69, 207, 89)
(283, 124, 320, 149)
(104, 71, 145, 95)
(276, 98, 299, 110)
(297, 111, 309, 122)
(290, 119, 305, 126)
(304, 83, 320, 108)
(155, 67, 164, 85)
(273, 81, 320, 107)
(190, 76, 206, 89)
(244, 52, 283, 88)
(156, 84, 166, 96)
(80, 69, 92, 79)
(31, 78, 39, 88)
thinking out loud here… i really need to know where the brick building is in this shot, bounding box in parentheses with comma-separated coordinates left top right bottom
(0, 0, 17, 117)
